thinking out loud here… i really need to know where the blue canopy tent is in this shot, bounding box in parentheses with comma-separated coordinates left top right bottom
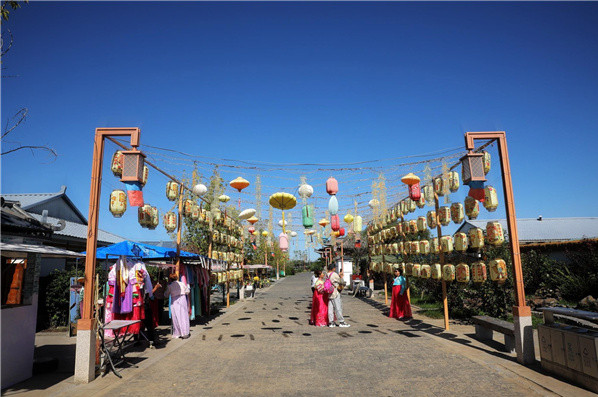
(84, 240, 198, 260)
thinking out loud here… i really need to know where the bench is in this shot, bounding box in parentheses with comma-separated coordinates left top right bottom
(471, 315, 515, 353)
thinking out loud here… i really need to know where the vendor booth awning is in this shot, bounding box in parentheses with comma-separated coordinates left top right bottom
(1, 242, 86, 258)
(85, 240, 198, 260)
(243, 264, 273, 269)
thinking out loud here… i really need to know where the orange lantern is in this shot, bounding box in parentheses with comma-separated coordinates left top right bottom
(109, 190, 127, 218)
(247, 216, 259, 225)
(230, 177, 250, 192)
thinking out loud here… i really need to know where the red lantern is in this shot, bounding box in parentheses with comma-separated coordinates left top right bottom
(408, 182, 421, 201)
(326, 177, 338, 195)
(248, 226, 255, 233)
(331, 214, 340, 231)
(355, 240, 362, 248)
(338, 228, 345, 237)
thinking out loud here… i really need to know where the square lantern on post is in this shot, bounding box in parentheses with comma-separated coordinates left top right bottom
(460, 152, 486, 184)
(120, 150, 146, 183)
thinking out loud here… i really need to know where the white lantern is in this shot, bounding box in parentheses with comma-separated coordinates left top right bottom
(109, 190, 127, 218)
(298, 183, 314, 198)
(192, 183, 208, 197)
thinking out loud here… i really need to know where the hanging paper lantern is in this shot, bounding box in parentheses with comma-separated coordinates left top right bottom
(440, 235, 453, 253)
(489, 259, 508, 283)
(433, 177, 444, 196)
(483, 151, 491, 174)
(192, 183, 208, 197)
(417, 195, 426, 208)
(405, 263, 413, 276)
(468, 181, 486, 202)
(486, 222, 505, 246)
(430, 238, 439, 254)
(109, 190, 127, 218)
(302, 205, 314, 228)
(464, 196, 479, 220)
(331, 214, 340, 232)
(442, 264, 455, 282)
(420, 265, 431, 279)
(408, 220, 418, 234)
(261, 230, 269, 237)
(410, 241, 420, 254)
(165, 181, 179, 201)
(230, 177, 250, 192)
(163, 212, 177, 232)
(368, 199, 379, 209)
(140, 165, 149, 187)
(401, 173, 421, 201)
(483, 186, 499, 212)
(183, 199, 195, 217)
(417, 216, 427, 232)
(328, 196, 339, 215)
(411, 264, 421, 278)
(419, 240, 430, 255)
(298, 183, 314, 198)
(247, 216, 259, 225)
(471, 261, 487, 283)
(438, 206, 451, 226)
(111, 151, 124, 176)
(468, 227, 485, 249)
(408, 199, 416, 213)
(290, 231, 298, 237)
(450, 202, 464, 224)
(456, 263, 470, 283)
(454, 232, 468, 252)
(279, 233, 289, 252)
(147, 206, 159, 230)
(318, 218, 329, 228)
(191, 203, 200, 221)
(344, 213, 354, 224)
(248, 225, 256, 233)
(423, 185, 434, 205)
(338, 228, 345, 237)
(431, 264, 442, 280)
(219, 194, 230, 203)
(427, 210, 437, 229)
(448, 171, 460, 192)
(239, 208, 257, 220)
(326, 177, 339, 195)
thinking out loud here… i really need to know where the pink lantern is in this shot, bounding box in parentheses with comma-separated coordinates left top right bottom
(331, 214, 340, 231)
(326, 177, 338, 195)
(279, 232, 289, 252)
(408, 183, 421, 201)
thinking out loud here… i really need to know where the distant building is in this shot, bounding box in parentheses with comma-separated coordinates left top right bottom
(455, 217, 598, 262)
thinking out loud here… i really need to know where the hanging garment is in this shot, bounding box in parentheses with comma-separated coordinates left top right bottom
(165, 280, 190, 338)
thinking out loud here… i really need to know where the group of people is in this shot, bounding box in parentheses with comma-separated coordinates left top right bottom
(310, 268, 351, 327)
(310, 267, 412, 327)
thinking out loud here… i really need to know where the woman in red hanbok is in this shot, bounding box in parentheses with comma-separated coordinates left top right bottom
(389, 268, 412, 320)
(310, 270, 329, 326)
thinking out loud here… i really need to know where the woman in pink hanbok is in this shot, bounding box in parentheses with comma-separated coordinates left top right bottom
(310, 270, 329, 326)
(165, 273, 191, 339)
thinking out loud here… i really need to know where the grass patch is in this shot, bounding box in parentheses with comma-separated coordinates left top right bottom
(505, 313, 544, 329)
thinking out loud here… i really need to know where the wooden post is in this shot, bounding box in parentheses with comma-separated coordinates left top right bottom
(382, 252, 388, 305)
(434, 193, 450, 331)
(176, 186, 183, 277)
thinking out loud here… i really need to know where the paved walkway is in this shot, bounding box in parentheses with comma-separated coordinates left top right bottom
(4, 272, 595, 396)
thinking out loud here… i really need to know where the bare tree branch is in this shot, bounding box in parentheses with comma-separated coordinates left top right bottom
(2, 107, 28, 139)
(1, 27, 13, 58)
(2, 145, 58, 159)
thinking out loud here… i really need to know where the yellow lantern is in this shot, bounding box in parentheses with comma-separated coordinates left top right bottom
(148, 206, 159, 230)
(486, 222, 505, 246)
(408, 220, 417, 234)
(109, 190, 127, 218)
(483, 151, 491, 174)
(344, 213, 354, 224)
(166, 181, 179, 201)
(219, 194, 230, 203)
(420, 264, 431, 279)
(456, 263, 470, 283)
(433, 177, 444, 196)
(140, 165, 149, 187)
(111, 151, 124, 176)
(464, 196, 479, 220)
(412, 264, 421, 278)
(483, 186, 499, 212)
(399, 200, 407, 215)
(438, 206, 451, 226)
(431, 264, 442, 280)
(401, 220, 409, 234)
(427, 210, 437, 229)
(419, 240, 430, 255)
(391, 243, 399, 255)
(489, 259, 508, 283)
(410, 241, 420, 254)
(423, 185, 434, 205)
(416, 195, 426, 208)
(163, 211, 177, 232)
(318, 218, 330, 228)
(230, 177, 250, 192)
(471, 261, 487, 283)
(442, 264, 455, 282)
(430, 238, 439, 254)
(448, 171, 460, 192)
(401, 241, 408, 256)
(191, 203, 200, 221)
(408, 198, 416, 213)
(454, 232, 468, 252)
(183, 199, 194, 217)
(405, 263, 413, 276)
(450, 202, 464, 224)
(138, 204, 152, 227)
(417, 216, 427, 232)
(262, 230, 269, 237)
(468, 227, 485, 249)
(440, 235, 453, 253)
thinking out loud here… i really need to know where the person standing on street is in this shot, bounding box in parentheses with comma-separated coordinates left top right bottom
(310, 271, 317, 294)
(327, 268, 350, 328)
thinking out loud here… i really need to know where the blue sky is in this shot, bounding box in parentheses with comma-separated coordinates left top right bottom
(2, 2, 598, 256)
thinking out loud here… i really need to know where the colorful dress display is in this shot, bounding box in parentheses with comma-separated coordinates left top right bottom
(165, 280, 190, 338)
(389, 275, 412, 320)
(310, 278, 329, 327)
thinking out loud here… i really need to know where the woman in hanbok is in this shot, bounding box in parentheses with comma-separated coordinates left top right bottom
(389, 268, 412, 320)
(165, 273, 191, 339)
(310, 270, 329, 326)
